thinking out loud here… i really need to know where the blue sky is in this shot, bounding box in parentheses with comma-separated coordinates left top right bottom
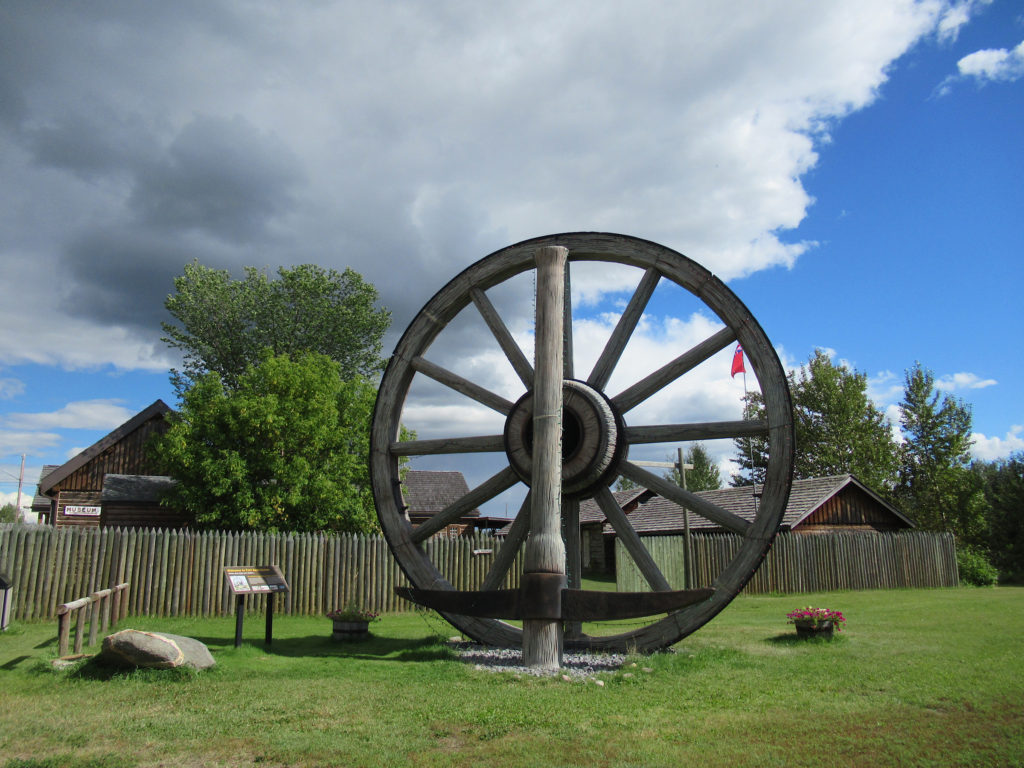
(0, 1, 1021, 517)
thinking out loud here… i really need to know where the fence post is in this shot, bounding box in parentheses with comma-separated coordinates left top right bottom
(57, 609, 71, 657)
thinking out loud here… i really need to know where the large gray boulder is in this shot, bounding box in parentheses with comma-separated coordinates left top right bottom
(100, 629, 216, 670)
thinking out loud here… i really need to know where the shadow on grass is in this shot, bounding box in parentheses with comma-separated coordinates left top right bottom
(765, 632, 848, 646)
(190, 633, 456, 663)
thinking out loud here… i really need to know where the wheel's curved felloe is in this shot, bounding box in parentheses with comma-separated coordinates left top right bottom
(371, 232, 794, 652)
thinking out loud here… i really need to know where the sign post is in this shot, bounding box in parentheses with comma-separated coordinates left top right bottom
(224, 566, 290, 647)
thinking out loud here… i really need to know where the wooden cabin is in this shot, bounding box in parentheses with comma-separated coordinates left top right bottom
(401, 470, 509, 537)
(578, 487, 655, 573)
(100, 474, 190, 529)
(585, 475, 914, 573)
(36, 400, 171, 528)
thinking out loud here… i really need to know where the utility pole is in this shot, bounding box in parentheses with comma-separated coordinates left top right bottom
(15, 454, 25, 522)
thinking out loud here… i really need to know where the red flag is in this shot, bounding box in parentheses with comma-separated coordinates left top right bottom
(730, 344, 745, 378)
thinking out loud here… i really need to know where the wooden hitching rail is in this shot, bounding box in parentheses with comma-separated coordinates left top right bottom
(56, 582, 129, 657)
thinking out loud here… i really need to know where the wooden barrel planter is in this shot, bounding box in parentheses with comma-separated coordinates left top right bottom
(794, 620, 834, 638)
(331, 619, 370, 641)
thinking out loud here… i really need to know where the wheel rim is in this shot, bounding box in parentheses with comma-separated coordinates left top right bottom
(371, 232, 794, 651)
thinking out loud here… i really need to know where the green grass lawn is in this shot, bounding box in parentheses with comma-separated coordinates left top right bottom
(1, 588, 1021, 768)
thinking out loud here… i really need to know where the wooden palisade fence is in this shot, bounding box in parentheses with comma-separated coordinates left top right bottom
(0, 524, 521, 622)
(616, 530, 959, 593)
(1, 525, 957, 623)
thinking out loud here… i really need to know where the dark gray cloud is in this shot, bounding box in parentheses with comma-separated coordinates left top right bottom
(129, 116, 301, 242)
(0, 0, 960, 371)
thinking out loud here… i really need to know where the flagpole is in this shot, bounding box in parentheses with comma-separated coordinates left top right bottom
(732, 344, 759, 513)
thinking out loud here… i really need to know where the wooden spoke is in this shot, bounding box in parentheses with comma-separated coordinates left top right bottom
(480, 492, 531, 591)
(470, 286, 534, 389)
(411, 357, 514, 415)
(587, 267, 660, 390)
(625, 419, 769, 445)
(594, 486, 672, 592)
(390, 434, 505, 456)
(411, 466, 521, 544)
(619, 461, 752, 536)
(612, 326, 737, 414)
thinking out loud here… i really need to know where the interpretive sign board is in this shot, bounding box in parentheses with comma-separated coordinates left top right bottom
(224, 565, 289, 595)
(224, 566, 290, 647)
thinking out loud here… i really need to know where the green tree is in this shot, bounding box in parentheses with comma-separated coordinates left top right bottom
(977, 452, 1024, 582)
(614, 475, 639, 492)
(151, 352, 379, 534)
(731, 351, 899, 490)
(790, 350, 900, 490)
(162, 262, 391, 391)
(0, 503, 18, 523)
(896, 363, 979, 535)
(664, 443, 722, 491)
(730, 392, 769, 487)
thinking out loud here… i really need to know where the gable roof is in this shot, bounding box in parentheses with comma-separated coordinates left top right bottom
(32, 465, 61, 511)
(401, 470, 479, 517)
(39, 400, 171, 495)
(623, 474, 913, 535)
(579, 487, 654, 524)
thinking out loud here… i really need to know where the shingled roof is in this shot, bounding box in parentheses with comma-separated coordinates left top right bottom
(401, 470, 480, 517)
(578, 487, 654, 524)
(101, 474, 178, 503)
(622, 474, 913, 534)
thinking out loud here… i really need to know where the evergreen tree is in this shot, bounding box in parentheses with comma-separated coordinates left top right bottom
(977, 452, 1024, 582)
(663, 443, 722, 491)
(730, 392, 769, 486)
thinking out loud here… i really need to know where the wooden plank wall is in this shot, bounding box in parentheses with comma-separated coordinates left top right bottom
(616, 530, 960, 593)
(0, 525, 523, 622)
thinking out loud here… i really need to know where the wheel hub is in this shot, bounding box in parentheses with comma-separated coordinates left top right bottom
(503, 379, 627, 498)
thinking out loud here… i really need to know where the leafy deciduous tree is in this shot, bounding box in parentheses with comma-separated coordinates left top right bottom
(162, 262, 391, 391)
(151, 352, 379, 534)
(731, 351, 899, 491)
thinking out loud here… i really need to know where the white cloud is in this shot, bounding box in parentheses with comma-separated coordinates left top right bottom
(0, 430, 62, 457)
(971, 425, 1024, 461)
(957, 39, 1024, 82)
(0, 1, 963, 370)
(937, 0, 992, 43)
(2, 399, 136, 432)
(935, 372, 998, 391)
(0, 377, 24, 399)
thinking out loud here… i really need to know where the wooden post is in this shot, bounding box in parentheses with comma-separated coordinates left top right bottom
(57, 610, 70, 657)
(522, 245, 568, 671)
(234, 595, 245, 648)
(265, 592, 274, 647)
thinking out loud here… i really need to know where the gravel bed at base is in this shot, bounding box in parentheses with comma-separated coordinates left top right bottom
(450, 642, 628, 678)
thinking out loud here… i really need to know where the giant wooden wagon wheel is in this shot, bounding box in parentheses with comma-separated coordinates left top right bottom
(371, 232, 793, 656)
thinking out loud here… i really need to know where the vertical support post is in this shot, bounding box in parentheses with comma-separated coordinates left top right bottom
(265, 593, 274, 647)
(679, 446, 692, 590)
(57, 610, 70, 657)
(523, 245, 568, 671)
(234, 594, 245, 648)
(73, 607, 86, 654)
